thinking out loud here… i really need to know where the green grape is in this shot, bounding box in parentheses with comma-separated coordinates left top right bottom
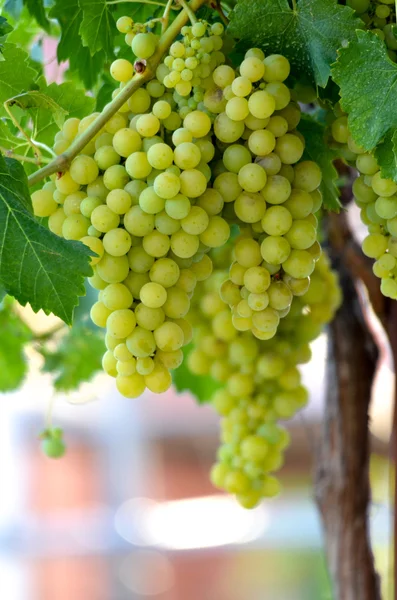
(135, 303, 165, 330)
(140, 281, 167, 308)
(97, 253, 130, 284)
(234, 191, 266, 223)
(261, 205, 292, 235)
(285, 219, 317, 250)
(62, 214, 90, 240)
(112, 128, 142, 157)
(179, 169, 207, 197)
(90, 301, 112, 327)
(131, 32, 157, 59)
(116, 372, 146, 398)
(238, 163, 267, 193)
(275, 134, 304, 164)
(80, 236, 104, 265)
(199, 216, 230, 248)
(362, 233, 388, 258)
(106, 189, 132, 215)
(124, 206, 155, 236)
(248, 129, 276, 156)
(110, 58, 134, 82)
(128, 246, 155, 274)
(248, 90, 276, 119)
(181, 206, 209, 234)
(41, 437, 66, 459)
(103, 228, 132, 256)
(267, 281, 293, 310)
(282, 249, 315, 278)
(91, 205, 120, 233)
(63, 191, 86, 216)
(32, 189, 58, 217)
(154, 172, 181, 199)
(223, 144, 251, 173)
(261, 235, 291, 264)
(144, 363, 172, 393)
(143, 230, 171, 257)
(70, 155, 99, 185)
(107, 308, 136, 338)
(214, 172, 242, 202)
(171, 230, 200, 257)
(214, 112, 245, 143)
(103, 165, 129, 190)
(102, 283, 133, 311)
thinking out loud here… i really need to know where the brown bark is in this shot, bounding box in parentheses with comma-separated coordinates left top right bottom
(315, 262, 382, 600)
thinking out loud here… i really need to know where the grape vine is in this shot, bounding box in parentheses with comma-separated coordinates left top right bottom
(0, 0, 396, 595)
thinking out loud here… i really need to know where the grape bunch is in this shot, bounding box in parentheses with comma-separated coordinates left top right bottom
(346, 0, 397, 60)
(330, 112, 397, 299)
(186, 251, 341, 508)
(30, 9, 334, 506)
(32, 106, 231, 398)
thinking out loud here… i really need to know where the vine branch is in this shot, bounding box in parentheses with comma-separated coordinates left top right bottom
(27, 0, 207, 188)
(0, 147, 51, 165)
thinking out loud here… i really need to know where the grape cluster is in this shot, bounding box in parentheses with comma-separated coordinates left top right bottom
(32, 107, 230, 398)
(186, 252, 341, 508)
(346, 0, 397, 60)
(31, 10, 333, 506)
(330, 112, 397, 298)
(205, 49, 323, 340)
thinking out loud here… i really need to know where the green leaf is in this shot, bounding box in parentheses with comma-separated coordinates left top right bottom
(228, 0, 362, 88)
(0, 43, 39, 115)
(49, 0, 106, 90)
(374, 129, 397, 182)
(298, 114, 341, 212)
(79, 0, 116, 57)
(332, 30, 397, 151)
(8, 90, 68, 128)
(40, 325, 104, 391)
(0, 155, 93, 324)
(173, 343, 222, 404)
(23, 0, 51, 32)
(31, 81, 96, 145)
(0, 298, 32, 391)
(0, 15, 13, 39)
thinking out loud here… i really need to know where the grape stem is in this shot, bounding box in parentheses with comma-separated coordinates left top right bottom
(4, 100, 42, 161)
(209, 0, 229, 25)
(0, 147, 51, 165)
(161, 0, 175, 33)
(27, 0, 208, 188)
(177, 0, 197, 24)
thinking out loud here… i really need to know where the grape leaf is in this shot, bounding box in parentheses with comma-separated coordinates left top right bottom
(0, 155, 93, 325)
(23, 0, 51, 32)
(0, 298, 32, 391)
(374, 129, 397, 183)
(79, 0, 116, 57)
(0, 43, 38, 115)
(332, 30, 397, 151)
(31, 81, 96, 146)
(39, 325, 104, 391)
(7, 90, 68, 128)
(298, 114, 341, 212)
(49, 0, 106, 90)
(173, 343, 222, 404)
(0, 16, 13, 40)
(228, 0, 362, 88)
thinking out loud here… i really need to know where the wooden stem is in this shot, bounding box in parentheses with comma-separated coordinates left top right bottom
(315, 256, 381, 600)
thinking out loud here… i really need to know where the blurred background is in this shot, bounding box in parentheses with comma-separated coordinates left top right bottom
(0, 303, 393, 600)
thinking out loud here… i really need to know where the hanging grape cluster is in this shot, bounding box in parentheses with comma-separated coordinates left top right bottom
(329, 111, 397, 299)
(187, 251, 340, 507)
(30, 14, 340, 506)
